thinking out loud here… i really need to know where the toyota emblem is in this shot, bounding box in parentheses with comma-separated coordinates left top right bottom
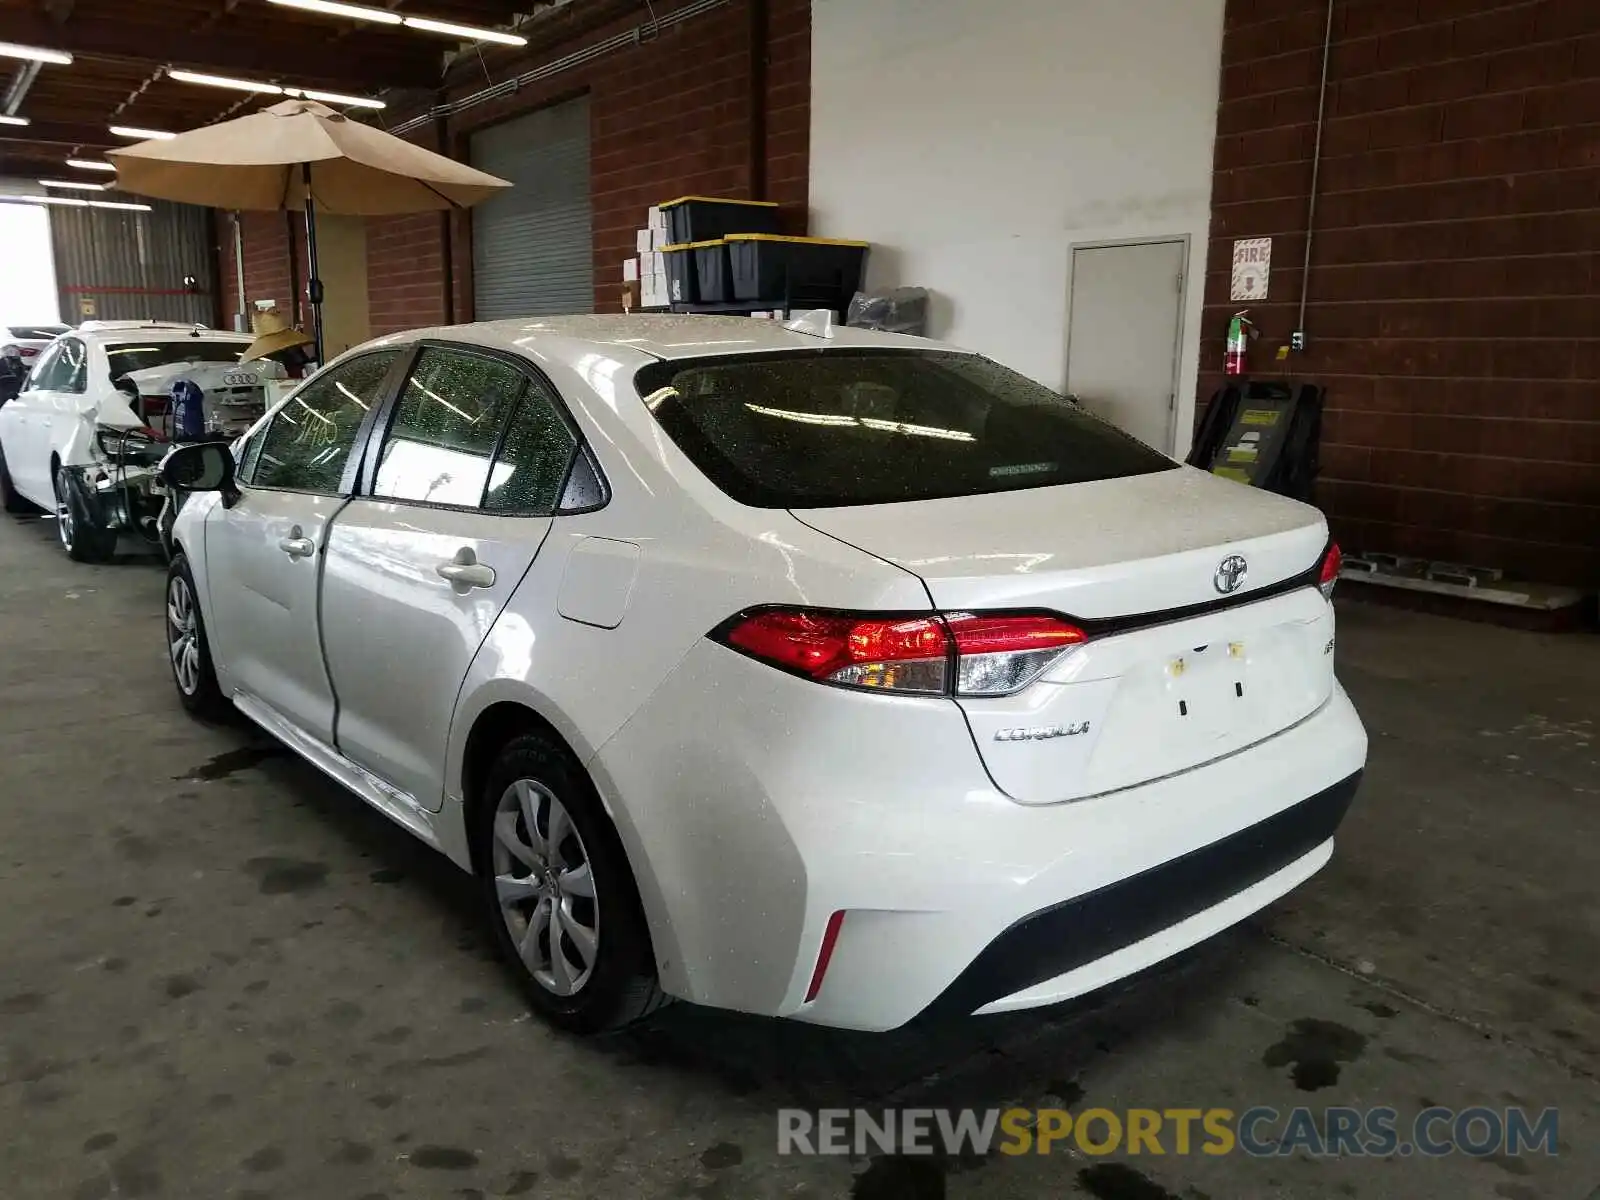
(1214, 554, 1248, 594)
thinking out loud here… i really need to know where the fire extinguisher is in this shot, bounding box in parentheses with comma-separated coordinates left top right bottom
(1224, 310, 1255, 377)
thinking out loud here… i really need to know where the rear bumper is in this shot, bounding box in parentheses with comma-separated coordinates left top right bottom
(593, 642, 1367, 1031)
(924, 769, 1360, 1019)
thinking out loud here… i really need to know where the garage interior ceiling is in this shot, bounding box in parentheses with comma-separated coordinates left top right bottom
(0, 0, 644, 176)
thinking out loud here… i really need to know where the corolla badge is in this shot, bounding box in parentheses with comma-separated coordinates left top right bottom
(1214, 554, 1248, 595)
(994, 722, 1090, 743)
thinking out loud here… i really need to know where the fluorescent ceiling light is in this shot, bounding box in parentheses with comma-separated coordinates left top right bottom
(0, 42, 73, 66)
(402, 16, 526, 45)
(110, 125, 176, 140)
(0, 194, 152, 211)
(0, 115, 32, 127)
(168, 71, 385, 110)
(169, 69, 284, 95)
(283, 87, 386, 110)
(267, 0, 402, 24)
(66, 159, 117, 172)
(41, 178, 108, 191)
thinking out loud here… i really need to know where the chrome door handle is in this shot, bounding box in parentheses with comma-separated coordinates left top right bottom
(278, 526, 315, 559)
(437, 548, 496, 591)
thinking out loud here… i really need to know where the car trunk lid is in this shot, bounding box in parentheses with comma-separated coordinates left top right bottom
(793, 467, 1336, 803)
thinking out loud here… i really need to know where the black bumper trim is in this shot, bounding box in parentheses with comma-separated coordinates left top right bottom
(923, 769, 1362, 1019)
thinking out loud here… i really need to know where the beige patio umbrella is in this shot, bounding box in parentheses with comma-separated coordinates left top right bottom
(107, 98, 511, 360)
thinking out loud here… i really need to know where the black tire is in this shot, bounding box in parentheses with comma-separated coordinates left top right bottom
(473, 734, 668, 1034)
(165, 553, 230, 721)
(53, 466, 117, 563)
(0, 442, 36, 514)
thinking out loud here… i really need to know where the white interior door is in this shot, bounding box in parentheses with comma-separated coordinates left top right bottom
(1065, 240, 1187, 454)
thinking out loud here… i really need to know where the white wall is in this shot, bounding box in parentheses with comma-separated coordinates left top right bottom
(808, 0, 1226, 454)
(0, 179, 61, 326)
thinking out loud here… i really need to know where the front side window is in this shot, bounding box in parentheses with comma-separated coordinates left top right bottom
(636, 350, 1177, 508)
(247, 352, 399, 494)
(373, 348, 535, 509)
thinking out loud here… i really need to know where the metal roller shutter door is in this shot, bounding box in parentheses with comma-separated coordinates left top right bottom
(470, 98, 593, 320)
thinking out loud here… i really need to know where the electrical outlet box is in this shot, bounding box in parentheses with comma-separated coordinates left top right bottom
(1290, 330, 1307, 352)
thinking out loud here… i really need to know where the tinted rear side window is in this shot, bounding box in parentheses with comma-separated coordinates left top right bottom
(636, 350, 1175, 508)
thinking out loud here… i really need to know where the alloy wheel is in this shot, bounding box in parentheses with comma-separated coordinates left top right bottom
(53, 474, 74, 552)
(490, 779, 600, 996)
(166, 574, 202, 697)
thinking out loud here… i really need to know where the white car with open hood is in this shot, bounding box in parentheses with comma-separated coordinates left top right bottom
(0, 321, 259, 560)
(156, 314, 1366, 1033)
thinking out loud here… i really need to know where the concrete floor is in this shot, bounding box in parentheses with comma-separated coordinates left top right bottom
(0, 510, 1596, 1200)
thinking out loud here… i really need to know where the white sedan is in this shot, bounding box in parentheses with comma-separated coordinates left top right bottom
(0, 321, 255, 560)
(157, 314, 1366, 1033)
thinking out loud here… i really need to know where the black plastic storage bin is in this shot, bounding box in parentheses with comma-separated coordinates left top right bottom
(691, 239, 733, 303)
(726, 234, 870, 303)
(661, 196, 781, 245)
(661, 243, 700, 304)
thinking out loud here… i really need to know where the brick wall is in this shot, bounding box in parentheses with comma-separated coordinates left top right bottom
(367, 213, 449, 336)
(357, 0, 812, 333)
(1203, 0, 1600, 585)
(224, 210, 310, 330)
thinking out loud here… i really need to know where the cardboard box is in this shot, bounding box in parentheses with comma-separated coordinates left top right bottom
(640, 250, 659, 275)
(647, 205, 667, 232)
(636, 228, 652, 253)
(623, 257, 639, 282)
(650, 227, 671, 250)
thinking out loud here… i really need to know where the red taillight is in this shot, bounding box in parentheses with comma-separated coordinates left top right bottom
(723, 610, 949, 694)
(1318, 541, 1342, 599)
(804, 910, 847, 1003)
(716, 608, 1086, 697)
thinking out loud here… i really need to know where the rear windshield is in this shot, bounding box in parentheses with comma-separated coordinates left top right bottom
(107, 340, 245, 376)
(635, 350, 1176, 508)
(8, 326, 67, 340)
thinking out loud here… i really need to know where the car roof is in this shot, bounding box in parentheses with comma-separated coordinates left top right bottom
(368, 313, 966, 364)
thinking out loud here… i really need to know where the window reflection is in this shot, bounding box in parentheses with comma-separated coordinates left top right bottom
(373, 348, 525, 507)
(373, 347, 577, 515)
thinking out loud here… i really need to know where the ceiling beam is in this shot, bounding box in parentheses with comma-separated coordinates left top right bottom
(0, 149, 90, 177)
(0, 120, 115, 150)
(2, 12, 441, 91)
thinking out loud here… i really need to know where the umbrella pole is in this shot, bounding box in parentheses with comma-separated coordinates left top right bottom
(301, 162, 325, 365)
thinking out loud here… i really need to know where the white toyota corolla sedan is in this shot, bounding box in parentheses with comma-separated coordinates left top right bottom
(158, 314, 1366, 1033)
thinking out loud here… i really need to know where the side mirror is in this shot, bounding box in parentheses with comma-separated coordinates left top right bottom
(161, 442, 239, 507)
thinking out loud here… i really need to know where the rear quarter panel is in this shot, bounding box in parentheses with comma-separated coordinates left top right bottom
(442, 339, 938, 966)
